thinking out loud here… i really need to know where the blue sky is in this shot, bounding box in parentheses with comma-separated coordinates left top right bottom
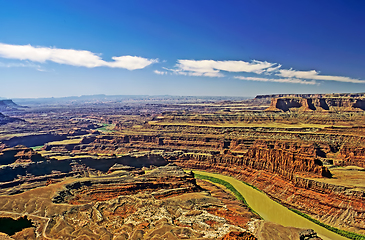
(0, 0, 365, 98)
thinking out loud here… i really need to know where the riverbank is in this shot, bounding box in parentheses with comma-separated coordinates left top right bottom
(192, 170, 355, 240)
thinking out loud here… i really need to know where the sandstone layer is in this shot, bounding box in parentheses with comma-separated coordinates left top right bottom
(266, 97, 365, 112)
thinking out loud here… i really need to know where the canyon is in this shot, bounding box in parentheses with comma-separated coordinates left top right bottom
(0, 94, 364, 239)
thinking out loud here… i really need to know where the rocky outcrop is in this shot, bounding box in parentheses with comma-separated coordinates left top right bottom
(52, 164, 200, 204)
(248, 221, 322, 240)
(266, 97, 365, 112)
(339, 144, 365, 168)
(0, 149, 168, 193)
(266, 98, 303, 112)
(222, 231, 257, 240)
(168, 139, 330, 180)
(0, 146, 46, 165)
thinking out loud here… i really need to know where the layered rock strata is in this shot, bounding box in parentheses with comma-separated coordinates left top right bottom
(340, 144, 365, 168)
(266, 97, 365, 112)
(0, 145, 46, 165)
(52, 164, 200, 204)
(256, 92, 365, 100)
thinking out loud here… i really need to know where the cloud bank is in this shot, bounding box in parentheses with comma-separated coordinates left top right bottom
(0, 43, 158, 70)
(234, 76, 317, 85)
(277, 69, 365, 83)
(156, 58, 365, 84)
(2, 42, 363, 85)
(174, 59, 275, 77)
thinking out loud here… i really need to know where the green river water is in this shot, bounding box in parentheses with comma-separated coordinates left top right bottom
(193, 170, 349, 240)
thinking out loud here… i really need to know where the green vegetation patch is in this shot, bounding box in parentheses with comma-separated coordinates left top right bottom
(30, 145, 43, 150)
(97, 123, 116, 132)
(289, 208, 365, 240)
(194, 173, 261, 217)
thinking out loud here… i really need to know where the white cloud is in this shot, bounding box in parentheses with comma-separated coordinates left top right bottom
(154, 70, 168, 75)
(172, 59, 276, 77)
(0, 43, 158, 70)
(234, 76, 317, 85)
(171, 58, 365, 84)
(265, 64, 282, 74)
(108, 56, 158, 69)
(2, 42, 364, 85)
(0, 62, 39, 68)
(278, 69, 318, 79)
(278, 69, 365, 84)
(0, 61, 45, 71)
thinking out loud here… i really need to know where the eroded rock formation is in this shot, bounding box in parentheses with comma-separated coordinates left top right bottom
(0, 145, 46, 165)
(340, 144, 365, 168)
(1, 164, 312, 240)
(0, 100, 23, 111)
(266, 96, 365, 112)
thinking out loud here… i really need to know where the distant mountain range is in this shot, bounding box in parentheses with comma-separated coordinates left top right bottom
(10, 94, 250, 106)
(0, 100, 26, 111)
